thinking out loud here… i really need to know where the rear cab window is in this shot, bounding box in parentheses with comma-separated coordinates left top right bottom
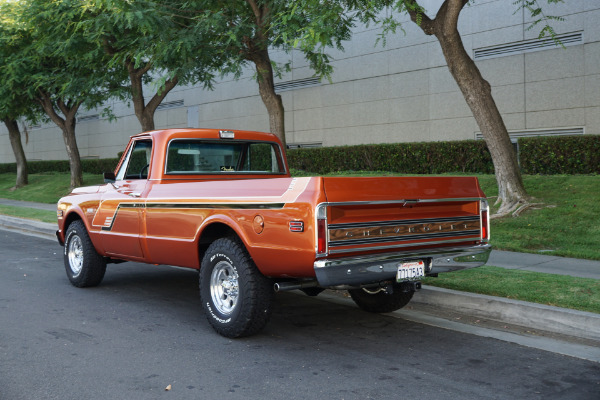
(165, 140, 286, 175)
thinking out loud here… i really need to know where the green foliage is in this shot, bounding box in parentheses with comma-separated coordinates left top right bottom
(0, 158, 119, 175)
(174, 1, 362, 83)
(289, 135, 600, 176)
(5, 0, 116, 110)
(78, 0, 221, 94)
(0, 1, 42, 122)
(519, 135, 600, 175)
(513, 0, 565, 43)
(287, 140, 494, 174)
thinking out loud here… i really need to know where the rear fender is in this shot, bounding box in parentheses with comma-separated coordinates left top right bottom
(196, 215, 254, 261)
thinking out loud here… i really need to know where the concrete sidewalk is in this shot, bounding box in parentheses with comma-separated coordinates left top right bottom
(1, 198, 599, 357)
(0, 198, 56, 211)
(489, 250, 600, 280)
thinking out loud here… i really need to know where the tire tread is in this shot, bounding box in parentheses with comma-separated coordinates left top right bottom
(200, 237, 272, 338)
(64, 220, 106, 287)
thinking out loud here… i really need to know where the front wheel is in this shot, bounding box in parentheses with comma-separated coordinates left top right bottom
(63, 220, 107, 287)
(348, 285, 414, 313)
(199, 237, 273, 338)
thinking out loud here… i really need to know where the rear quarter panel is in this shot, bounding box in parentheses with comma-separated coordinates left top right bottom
(142, 177, 324, 277)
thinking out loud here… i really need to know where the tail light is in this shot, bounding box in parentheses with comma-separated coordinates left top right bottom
(316, 205, 327, 255)
(480, 199, 490, 242)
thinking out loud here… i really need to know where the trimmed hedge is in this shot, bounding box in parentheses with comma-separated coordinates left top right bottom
(287, 140, 494, 174)
(519, 135, 600, 175)
(0, 157, 120, 175)
(1, 135, 597, 176)
(287, 135, 599, 175)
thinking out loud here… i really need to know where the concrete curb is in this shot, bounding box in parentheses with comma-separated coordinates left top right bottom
(0, 215, 56, 239)
(412, 286, 600, 342)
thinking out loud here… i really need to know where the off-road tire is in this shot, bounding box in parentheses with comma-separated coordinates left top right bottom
(199, 237, 273, 338)
(63, 220, 107, 287)
(348, 285, 414, 313)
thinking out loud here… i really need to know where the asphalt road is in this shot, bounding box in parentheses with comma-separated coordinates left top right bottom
(1, 230, 598, 400)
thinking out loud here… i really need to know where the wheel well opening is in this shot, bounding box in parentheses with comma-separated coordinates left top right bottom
(197, 223, 241, 262)
(64, 212, 83, 232)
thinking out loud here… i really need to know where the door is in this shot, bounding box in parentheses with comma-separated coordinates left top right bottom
(93, 139, 152, 259)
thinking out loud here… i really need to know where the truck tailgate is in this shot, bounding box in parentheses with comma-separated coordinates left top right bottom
(319, 177, 488, 256)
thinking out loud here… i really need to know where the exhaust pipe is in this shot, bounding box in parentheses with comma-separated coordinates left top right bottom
(274, 280, 319, 292)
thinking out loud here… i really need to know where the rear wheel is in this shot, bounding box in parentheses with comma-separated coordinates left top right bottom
(63, 220, 106, 287)
(199, 237, 273, 338)
(348, 285, 414, 313)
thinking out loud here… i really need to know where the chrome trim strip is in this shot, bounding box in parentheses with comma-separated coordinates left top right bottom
(328, 215, 480, 230)
(315, 203, 328, 256)
(327, 237, 483, 255)
(145, 203, 285, 210)
(319, 198, 484, 208)
(329, 230, 480, 247)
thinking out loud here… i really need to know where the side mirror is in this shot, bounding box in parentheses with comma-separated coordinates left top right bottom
(103, 172, 116, 183)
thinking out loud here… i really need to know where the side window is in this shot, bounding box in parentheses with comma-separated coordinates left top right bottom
(246, 142, 282, 173)
(115, 140, 153, 180)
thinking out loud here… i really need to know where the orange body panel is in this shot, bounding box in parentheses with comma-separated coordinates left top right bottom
(57, 129, 488, 280)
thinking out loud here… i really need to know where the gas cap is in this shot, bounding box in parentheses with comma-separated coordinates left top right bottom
(253, 215, 265, 234)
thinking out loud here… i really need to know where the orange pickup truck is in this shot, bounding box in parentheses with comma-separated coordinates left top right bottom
(56, 128, 491, 337)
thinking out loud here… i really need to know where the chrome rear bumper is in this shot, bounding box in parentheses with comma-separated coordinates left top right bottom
(313, 244, 491, 287)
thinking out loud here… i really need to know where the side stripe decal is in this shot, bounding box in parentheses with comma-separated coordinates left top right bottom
(99, 202, 286, 231)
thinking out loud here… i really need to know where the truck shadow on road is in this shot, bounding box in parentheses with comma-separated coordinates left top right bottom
(97, 261, 426, 340)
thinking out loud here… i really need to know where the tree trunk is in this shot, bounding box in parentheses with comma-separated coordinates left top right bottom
(244, 0, 286, 147)
(62, 118, 84, 188)
(408, 0, 530, 216)
(3, 118, 28, 188)
(37, 93, 84, 188)
(253, 49, 286, 148)
(127, 60, 179, 132)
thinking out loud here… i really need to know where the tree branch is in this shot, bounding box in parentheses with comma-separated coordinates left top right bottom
(145, 76, 180, 115)
(36, 90, 65, 131)
(405, 0, 435, 35)
(126, 57, 153, 79)
(246, 0, 262, 25)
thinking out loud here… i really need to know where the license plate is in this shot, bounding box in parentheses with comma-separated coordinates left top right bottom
(397, 260, 425, 281)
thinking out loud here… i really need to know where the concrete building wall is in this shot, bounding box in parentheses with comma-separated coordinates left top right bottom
(1, 0, 598, 163)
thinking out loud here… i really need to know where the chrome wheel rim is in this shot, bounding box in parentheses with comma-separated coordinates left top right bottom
(68, 235, 84, 277)
(210, 261, 239, 315)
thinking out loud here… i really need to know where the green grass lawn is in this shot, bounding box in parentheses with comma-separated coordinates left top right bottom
(423, 266, 600, 314)
(0, 204, 57, 223)
(0, 172, 104, 203)
(1, 171, 598, 313)
(477, 175, 600, 260)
